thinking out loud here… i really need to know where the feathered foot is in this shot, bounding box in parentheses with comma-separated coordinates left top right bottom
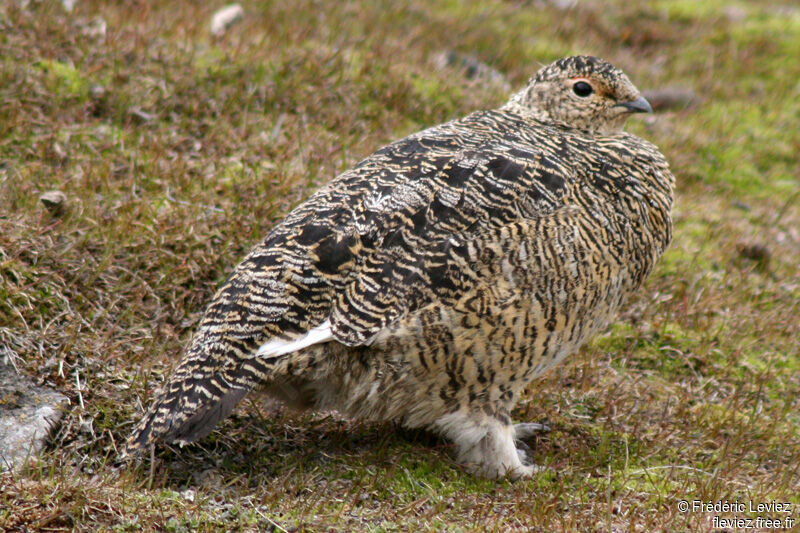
(434, 410, 547, 480)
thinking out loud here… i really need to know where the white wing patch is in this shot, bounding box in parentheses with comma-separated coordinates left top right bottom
(256, 319, 334, 358)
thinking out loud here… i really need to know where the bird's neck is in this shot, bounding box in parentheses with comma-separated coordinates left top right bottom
(499, 98, 552, 124)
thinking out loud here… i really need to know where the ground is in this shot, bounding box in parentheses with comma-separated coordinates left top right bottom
(0, 0, 798, 531)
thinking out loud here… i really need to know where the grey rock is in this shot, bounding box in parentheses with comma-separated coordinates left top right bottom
(210, 4, 244, 36)
(0, 361, 68, 471)
(39, 190, 68, 216)
(79, 17, 107, 41)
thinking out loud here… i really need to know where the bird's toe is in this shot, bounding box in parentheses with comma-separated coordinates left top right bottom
(514, 422, 551, 439)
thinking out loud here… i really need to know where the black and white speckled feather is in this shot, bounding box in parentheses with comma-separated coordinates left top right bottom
(125, 56, 674, 479)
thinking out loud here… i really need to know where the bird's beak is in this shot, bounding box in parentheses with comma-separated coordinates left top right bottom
(615, 95, 653, 114)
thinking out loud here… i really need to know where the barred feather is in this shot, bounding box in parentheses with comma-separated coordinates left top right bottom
(125, 56, 674, 479)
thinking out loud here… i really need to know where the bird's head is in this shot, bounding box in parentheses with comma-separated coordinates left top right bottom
(504, 55, 651, 133)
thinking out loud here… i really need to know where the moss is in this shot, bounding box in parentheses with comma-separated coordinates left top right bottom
(35, 59, 90, 99)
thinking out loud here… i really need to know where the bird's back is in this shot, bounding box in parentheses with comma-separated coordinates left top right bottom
(126, 100, 673, 458)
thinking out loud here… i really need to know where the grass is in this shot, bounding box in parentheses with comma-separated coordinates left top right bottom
(1, 0, 798, 530)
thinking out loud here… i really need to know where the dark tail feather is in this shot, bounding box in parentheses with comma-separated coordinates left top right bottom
(123, 384, 249, 458)
(164, 386, 249, 444)
(122, 330, 319, 459)
(123, 354, 259, 458)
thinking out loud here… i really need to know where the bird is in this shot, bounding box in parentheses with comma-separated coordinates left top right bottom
(124, 55, 674, 479)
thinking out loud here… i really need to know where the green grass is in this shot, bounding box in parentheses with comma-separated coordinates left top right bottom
(1, 0, 798, 530)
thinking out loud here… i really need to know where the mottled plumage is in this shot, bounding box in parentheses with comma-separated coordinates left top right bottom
(125, 56, 674, 479)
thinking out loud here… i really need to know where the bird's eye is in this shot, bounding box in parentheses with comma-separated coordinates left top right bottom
(573, 81, 593, 97)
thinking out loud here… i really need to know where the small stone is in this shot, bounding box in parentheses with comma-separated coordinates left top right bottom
(89, 84, 107, 100)
(80, 17, 107, 40)
(39, 191, 68, 216)
(210, 4, 244, 36)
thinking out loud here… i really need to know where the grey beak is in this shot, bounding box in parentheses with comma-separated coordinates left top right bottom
(616, 95, 653, 114)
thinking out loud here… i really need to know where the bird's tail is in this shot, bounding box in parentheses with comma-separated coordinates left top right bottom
(123, 320, 336, 458)
(122, 333, 271, 458)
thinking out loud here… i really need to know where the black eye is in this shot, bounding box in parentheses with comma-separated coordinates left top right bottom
(573, 81, 593, 97)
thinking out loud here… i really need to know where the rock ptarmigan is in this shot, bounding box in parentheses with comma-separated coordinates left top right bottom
(125, 55, 674, 479)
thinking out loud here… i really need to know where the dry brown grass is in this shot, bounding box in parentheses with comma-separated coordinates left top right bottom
(1, 0, 798, 531)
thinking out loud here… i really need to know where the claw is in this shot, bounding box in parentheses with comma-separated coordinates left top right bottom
(514, 422, 551, 440)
